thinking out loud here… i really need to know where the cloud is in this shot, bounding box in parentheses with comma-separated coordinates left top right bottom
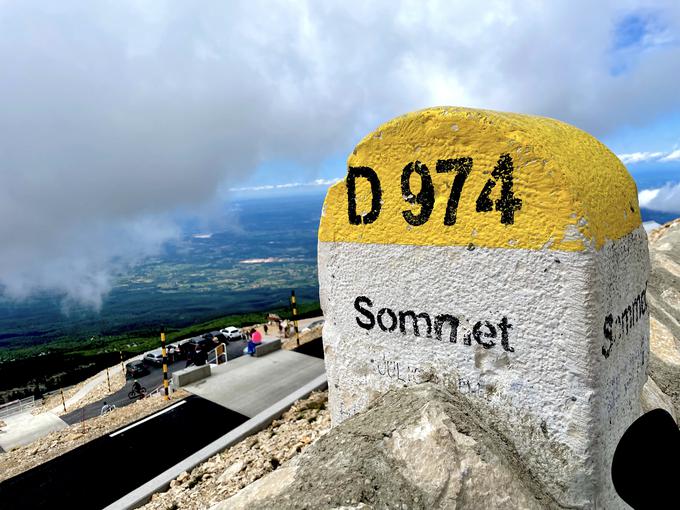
(618, 152, 667, 164)
(2, 1, 680, 306)
(638, 183, 680, 213)
(660, 149, 680, 162)
(617, 149, 680, 164)
(230, 178, 342, 193)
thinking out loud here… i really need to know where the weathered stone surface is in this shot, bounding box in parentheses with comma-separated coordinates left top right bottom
(640, 375, 676, 421)
(214, 384, 559, 510)
(318, 107, 649, 508)
(647, 219, 680, 416)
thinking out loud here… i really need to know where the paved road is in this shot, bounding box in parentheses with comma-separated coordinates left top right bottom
(0, 395, 248, 510)
(181, 348, 325, 418)
(62, 338, 248, 424)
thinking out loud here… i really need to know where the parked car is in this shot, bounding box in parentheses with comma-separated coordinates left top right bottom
(302, 319, 325, 333)
(219, 326, 242, 341)
(143, 349, 164, 366)
(190, 337, 215, 352)
(125, 360, 149, 379)
(175, 339, 194, 359)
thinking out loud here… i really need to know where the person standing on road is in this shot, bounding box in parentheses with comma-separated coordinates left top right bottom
(185, 346, 194, 367)
(194, 344, 207, 366)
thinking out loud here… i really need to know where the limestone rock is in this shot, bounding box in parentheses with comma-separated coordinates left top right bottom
(647, 219, 680, 416)
(214, 384, 559, 510)
(640, 375, 676, 421)
(217, 461, 245, 483)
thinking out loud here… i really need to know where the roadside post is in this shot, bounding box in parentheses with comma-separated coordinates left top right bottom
(161, 326, 169, 400)
(291, 290, 300, 346)
(119, 350, 125, 376)
(106, 367, 111, 393)
(60, 388, 66, 413)
(318, 107, 650, 508)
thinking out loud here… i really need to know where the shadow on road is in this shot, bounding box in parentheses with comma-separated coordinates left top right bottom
(0, 395, 248, 510)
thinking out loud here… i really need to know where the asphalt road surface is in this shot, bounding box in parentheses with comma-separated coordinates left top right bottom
(292, 337, 324, 360)
(62, 338, 248, 424)
(0, 395, 248, 510)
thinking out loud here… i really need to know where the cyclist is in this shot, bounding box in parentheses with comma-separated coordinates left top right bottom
(132, 379, 142, 395)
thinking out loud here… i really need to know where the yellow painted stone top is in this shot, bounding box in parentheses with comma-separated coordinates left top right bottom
(319, 107, 641, 252)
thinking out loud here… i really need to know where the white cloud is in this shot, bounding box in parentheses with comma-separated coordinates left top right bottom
(660, 149, 680, 162)
(618, 151, 666, 164)
(643, 220, 661, 232)
(638, 183, 680, 213)
(618, 149, 680, 164)
(638, 188, 661, 207)
(2, 1, 680, 306)
(229, 178, 342, 193)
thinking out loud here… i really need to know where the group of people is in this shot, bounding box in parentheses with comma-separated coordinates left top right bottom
(245, 328, 262, 356)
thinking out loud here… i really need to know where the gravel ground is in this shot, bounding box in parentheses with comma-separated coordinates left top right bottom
(281, 325, 322, 350)
(33, 364, 127, 416)
(141, 390, 330, 510)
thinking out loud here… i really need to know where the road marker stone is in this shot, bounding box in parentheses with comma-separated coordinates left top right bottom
(318, 107, 650, 508)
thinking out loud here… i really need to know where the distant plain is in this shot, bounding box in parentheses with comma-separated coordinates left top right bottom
(0, 190, 672, 402)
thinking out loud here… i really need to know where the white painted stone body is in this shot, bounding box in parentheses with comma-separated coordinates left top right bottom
(319, 226, 649, 508)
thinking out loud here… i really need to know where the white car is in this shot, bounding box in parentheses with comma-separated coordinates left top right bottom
(143, 349, 164, 366)
(219, 326, 242, 341)
(302, 319, 324, 333)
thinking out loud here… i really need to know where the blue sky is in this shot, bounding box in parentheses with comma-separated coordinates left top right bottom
(1, 0, 680, 306)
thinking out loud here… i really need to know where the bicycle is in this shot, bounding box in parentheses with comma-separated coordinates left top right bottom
(128, 386, 147, 400)
(100, 403, 116, 416)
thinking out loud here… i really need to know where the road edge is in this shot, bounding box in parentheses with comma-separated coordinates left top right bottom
(103, 373, 328, 510)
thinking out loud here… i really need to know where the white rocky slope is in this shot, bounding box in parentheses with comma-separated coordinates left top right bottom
(646, 219, 680, 417)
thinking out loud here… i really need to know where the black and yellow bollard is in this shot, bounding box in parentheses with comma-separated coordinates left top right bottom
(106, 367, 111, 393)
(161, 326, 169, 400)
(291, 290, 300, 346)
(60, 388, 66, 413)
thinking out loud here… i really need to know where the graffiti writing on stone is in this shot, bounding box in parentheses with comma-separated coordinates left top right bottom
(457, 377, 488, 396)
(354, 296, 515, 352)
(347, 154, 522, 227)
(602, 285, 648, 359)
(372, 354, 438, 384)
(605, 346, 646, 422)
